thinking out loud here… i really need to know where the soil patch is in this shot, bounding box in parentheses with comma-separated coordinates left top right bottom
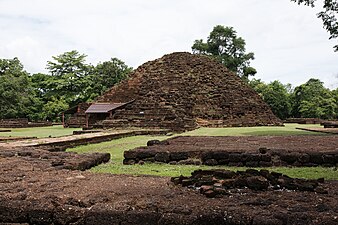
(0, 146, 110, 171)
(0, 154, 337, 225)
(124, 136, 338, 167)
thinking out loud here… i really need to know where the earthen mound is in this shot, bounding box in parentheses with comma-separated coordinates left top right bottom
(96, 52, 282, 131)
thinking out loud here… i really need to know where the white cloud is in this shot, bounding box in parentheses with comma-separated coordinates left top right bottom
(0, 0, 337, 88)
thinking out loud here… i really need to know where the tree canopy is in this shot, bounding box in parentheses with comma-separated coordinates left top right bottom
(291, 0, 338, 51)
(45, 50, 93, 106)
(251, 78, 337, 120)
(0, 51, 132, 121)
(249, 79, 292, 120)
(87, 58, 133, 101)
(192, 25, 256, 80)
(0, 58, 37, 119)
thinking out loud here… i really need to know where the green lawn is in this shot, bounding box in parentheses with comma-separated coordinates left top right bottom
(0, 125, 81, 138)
(68, 124, 338, 180)
(183, 123, 324, 136)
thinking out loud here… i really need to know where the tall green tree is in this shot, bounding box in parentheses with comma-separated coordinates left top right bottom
(46, 50, 93, 106)
(192, 25, 256, 79)
(86, 58, 132, 100)
(42, 97, 69, 122)
(249, 79, 292, 119)
(291, 78, 336, 119)
(332, 87, 338, 116)
(0, 58, 37, 119)
(291, 0, 338, 51)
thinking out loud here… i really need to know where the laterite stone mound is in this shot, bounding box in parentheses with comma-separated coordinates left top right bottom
(96, 52, 282, 131)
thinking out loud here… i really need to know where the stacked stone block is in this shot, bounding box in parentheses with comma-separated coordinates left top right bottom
(96, 52, 282, 131)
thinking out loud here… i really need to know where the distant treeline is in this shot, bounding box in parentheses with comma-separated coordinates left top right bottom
(249, 78, 337, 120)
(0, 50, 337, 122)
(0, 50, 132, 121)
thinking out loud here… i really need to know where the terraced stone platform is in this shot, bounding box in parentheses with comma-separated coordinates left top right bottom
(124, 136, 338, 167)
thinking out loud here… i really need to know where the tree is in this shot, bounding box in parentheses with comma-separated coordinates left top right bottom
(42, 97, 69, 122)
(0, 58, 37, 119)
(46, 50, 93, 106)
(291, 0, 338, 51)
(86, 58, 132, 100)
(249, 79, 291, 119)
(330, 87, 338, 117)
(192, 25, 256, 79)
(291, 78, 336, 119)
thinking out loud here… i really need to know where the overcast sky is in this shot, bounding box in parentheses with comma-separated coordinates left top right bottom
(0, 0, 337, 89)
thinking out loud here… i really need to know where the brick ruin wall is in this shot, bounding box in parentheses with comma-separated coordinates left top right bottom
(96, 52, 282, 131)
(123, 136, 338, 167)
(65, 103, 92, 128)
(0, 118, 52, 128)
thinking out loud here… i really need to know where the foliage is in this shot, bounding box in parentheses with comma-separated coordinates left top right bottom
(249, 79, 292, 119)
(250, 78, 337, 120)
(86, 58, 133, 100)
(46, 50, 93, 106)
(291, 0, 338, 51)
(291, 78, 336, 119)
(42, 97, 69, 121)
(192, 25, 256, 79)
(0, 58, 37, 119)
(30, 51, 132, 121)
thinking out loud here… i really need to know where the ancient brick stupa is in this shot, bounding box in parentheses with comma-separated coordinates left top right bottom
(94, 52, 282, 131)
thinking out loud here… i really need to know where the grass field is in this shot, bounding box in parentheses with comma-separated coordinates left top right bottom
(183, 123, 324, 136)
(0, 125, 81, 138)
(68, 124, 338, 180)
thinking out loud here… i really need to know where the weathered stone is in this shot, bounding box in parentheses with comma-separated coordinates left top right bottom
(170, 152, 189, 161)
(177, 159, 201, 165)
(204, 159, 218, 166)
(259, 161, 273, 167)
(309, 153, 324, 164)
(246, 161, 259, 167)
(204, 190, 217, 198)
(298, 153, 310, 163)
(94, 52, 282, 131)
(154, 152, 170, 163)
(213, 170, 236, 179)
(147, 140, 161, 146)
(323, 154, 335, 164)
(123, 159, 136, 165)
(229, 153, 242, 162)
(246, 176, 269, 191)
(260, 154, 272, 162)
(258, 147, 270, 154)
(280, 153, 299, 164)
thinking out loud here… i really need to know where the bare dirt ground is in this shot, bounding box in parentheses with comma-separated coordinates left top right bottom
(1, 154, 337, 225)
(0, 135, 337, 224)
